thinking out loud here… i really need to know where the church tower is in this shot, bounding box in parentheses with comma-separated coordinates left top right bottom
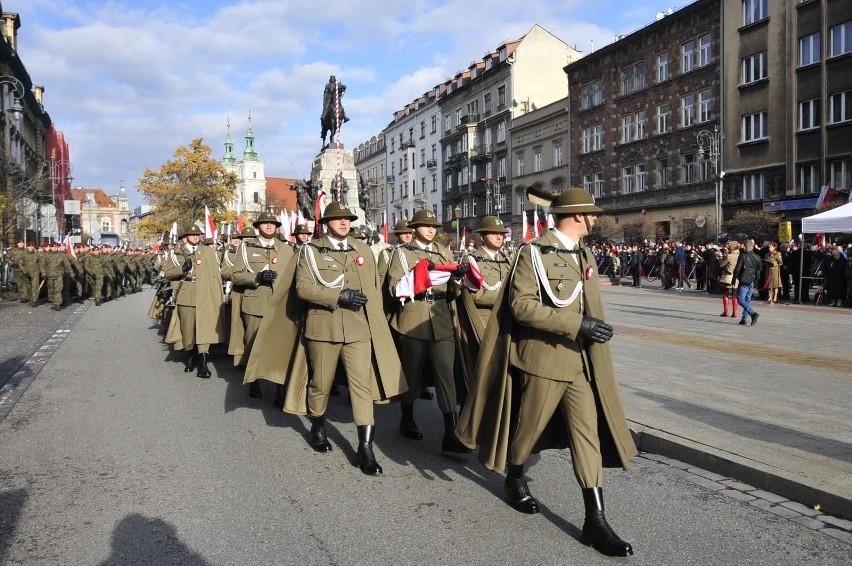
(222, 113, 266, 216)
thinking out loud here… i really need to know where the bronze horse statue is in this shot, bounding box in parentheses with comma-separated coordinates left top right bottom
(320, 75, 349, 147)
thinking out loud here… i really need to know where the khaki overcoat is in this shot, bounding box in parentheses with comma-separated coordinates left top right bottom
(456, 231, 637, 474)
(163, 244, 225, 349)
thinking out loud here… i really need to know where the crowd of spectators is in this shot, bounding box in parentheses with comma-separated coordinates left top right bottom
(588, 238, 852, 308)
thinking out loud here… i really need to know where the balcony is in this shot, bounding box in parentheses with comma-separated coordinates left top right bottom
(469, 144, 493, 162)
(456, 113, 480, 129)
(426, 159, 438, 169)
(367, 177, 379, 186)
(400, 139, 415, 150)
(445, 153, 465, 168)
(596, 183, 715, 211)
(386, 175, 395, 182)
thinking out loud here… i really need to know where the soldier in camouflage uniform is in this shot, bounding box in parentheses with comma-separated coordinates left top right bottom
(7, 241, 27, 302)
(87, 246, 108, 305)
(66, 246, 85, 303)
(38, 243, 72, 310)
(17, 241, 41, 306)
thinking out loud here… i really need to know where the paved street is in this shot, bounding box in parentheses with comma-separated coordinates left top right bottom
(0, 287, 850, 565)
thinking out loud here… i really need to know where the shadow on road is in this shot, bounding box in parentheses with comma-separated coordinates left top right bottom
(632, 389, 852, 463)
(0, 488, 28, 562)
(98, 513, 210, 566)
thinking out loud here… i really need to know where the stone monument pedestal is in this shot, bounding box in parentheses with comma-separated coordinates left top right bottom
(312, 144, 366, 226)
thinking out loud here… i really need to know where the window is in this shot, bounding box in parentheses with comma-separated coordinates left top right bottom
(591, 79, 603, 106)
(830, 158, 850, 190)
(742, 112, 768, 141)
(253, 192, 259, 203)
(420, 148, 426, 166)
(445, 174, 452, 191)
(433, 204, 438, 218)
(635, 163, 646, 192)
(497, 121, 506, 143)
(554, 145, 563, 167)
(657, 52, 670, 82)
(799, 32, 821, 67)
(517, 156, 525, 175)
(698, 90, 712, 123)
(657, 103, 670, 134)
(444, 114, 451, 131)
(799, 99, 820, 131)
(484, 93, 492, 114)
(432, 175, 437, 193)
(498, 157, 506, 178)
(743, 0, 767, 26)
(798, 164, 820, 194)
(594, 172, 604, 197)
(420, 122, 426, 138)
(593, 123, 604, 151)
(742, 173, 765, 200)
(682, 153, 696, 183)
(581, 127, 592, 153)
(830, 21, 852, 57)
(657, 158, 669, 188)
(622, 166, 634, 194)
(534, 151, 542, 173)
(830, 91, 851, 123)
(497, 86, 506, 108)
(472, 198, 478, 216)
(583, 174, 593, 194)
(431, 144, 437, 160)
(682, 40, 695, 73)
(698, 34, 712, 67)
(742, 51, 768, 84)
(581, 83, 594, 109)
(621, 66, 634, 96)
(621, 114, 634, 144)
(634, 62, 646, 91)
(635, 110, 647, 140)
(682, 94, 696, 127)
(463, 200, 469, 216)
(431, 115, 437, 133)
(455, 108, 462, 126)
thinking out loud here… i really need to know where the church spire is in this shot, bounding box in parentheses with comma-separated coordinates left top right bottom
(222, 117, 236, 165)
(243, 110, 258, 161)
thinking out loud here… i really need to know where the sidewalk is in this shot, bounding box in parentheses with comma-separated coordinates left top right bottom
(601, 284, 852, 520)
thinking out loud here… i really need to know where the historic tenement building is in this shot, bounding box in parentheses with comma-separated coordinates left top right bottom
(353, 133, 388, 228)
(566, 0, 721, 241)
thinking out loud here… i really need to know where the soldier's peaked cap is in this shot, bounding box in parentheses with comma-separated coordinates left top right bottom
(475, 216, 507, 233)
(392, 220, 414, 234)
(320, 201, 358, 223)
(550, 187, 603, 215)
(408, 209, 441, 227)
(179, 223, 204, 237)
(252, 211, 282, 227)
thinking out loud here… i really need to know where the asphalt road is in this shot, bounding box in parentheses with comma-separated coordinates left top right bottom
(0, 288, 849, 565)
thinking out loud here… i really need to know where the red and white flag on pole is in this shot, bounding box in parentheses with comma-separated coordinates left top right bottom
(63, 234, 75, 257)
(532, 209, 541, 238)
(461, 227, 467, 248)
(816, 186, 835, 208)
(394, 258, 459, 302)
(169, 221, 178, 243)
(279, 211, 291, 241)
(522, 211, 530, 242)
(204, 205, 216, 239)
(313, 191, 326, 237)
(382, 211, 388, 243)
(236, 213, 244, 233)
(546, 213, 555, 230)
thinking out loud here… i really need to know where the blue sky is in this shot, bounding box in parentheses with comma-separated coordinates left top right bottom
(14, 0, 687, 208)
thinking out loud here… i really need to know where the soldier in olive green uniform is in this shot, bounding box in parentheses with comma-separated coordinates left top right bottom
(385, 209, 470, 453)
(232, 213, 294, 398)
(457, 189, 637, 558)
(163, 224, 225, 378)
(292, 223, 311, 252)
(7, 241, 27, 302)
(38, 243, 73, 310)
(462, 216, 513, 329)
(87, 246, 108, 305)
(17, 241, 41, 306)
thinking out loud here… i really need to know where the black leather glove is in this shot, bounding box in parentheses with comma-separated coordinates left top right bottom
(338, 288, 368, 309)
(577, 316, 613, 344)
(9, 262, 18, 268)
(256, 270, 278, 286)
(454, 263, 471, 277)
(426, 259, 436, 270)
(181, 259, 192, 273)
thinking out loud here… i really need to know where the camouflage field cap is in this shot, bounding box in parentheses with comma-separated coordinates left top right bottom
(179, 223, 204, 237)
(475, 215, 507, 234)
(408, 209, 441, 228)
(252, 211, 282, 228)
(392, 220, 414, 234)
(550, 187, 603, 215)
(321, 201, 358, 223)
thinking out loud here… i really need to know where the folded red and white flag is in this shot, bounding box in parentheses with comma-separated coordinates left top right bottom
(395, 258, 458, 300)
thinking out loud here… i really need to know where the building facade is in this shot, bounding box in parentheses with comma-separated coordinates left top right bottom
(71, 182, 131, 244)
(566, 0, 721, 242)
(722, 0, 852, 229)
(353, 133, 387, 228)
(222, 117, 266, 217)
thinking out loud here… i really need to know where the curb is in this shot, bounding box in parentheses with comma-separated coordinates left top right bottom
(630, 424, 851, 522)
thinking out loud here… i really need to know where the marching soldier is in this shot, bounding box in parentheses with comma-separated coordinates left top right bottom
(231, 212, 295, 397)
(293, 223, 311, 251)
(7, 241, 27, 303)
(18, 241, 41, 307)
(377, 220, 413, 283)
(38, 242, 72, 310)
(385, 209, 470, 453)
(163, 224, 226, 378)
(457, 188, 637, 557)
(462, 216, 513, 329)
(295, 201, 405, 474)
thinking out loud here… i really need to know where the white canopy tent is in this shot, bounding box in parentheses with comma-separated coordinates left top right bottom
(797, 201, 852, 303)
(801, 201, 852, 234)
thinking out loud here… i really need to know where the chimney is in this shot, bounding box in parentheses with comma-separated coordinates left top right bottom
(34, 85, 44, 106)
(2, 12, 20, 53)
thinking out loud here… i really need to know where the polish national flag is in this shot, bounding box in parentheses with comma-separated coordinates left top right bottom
(204, 205, 216, 239)
(236, 214, 244, 233)
(279, 211, 291, 241)
(382, 211, 388, 244)
(63, 235, 76, 257)
(522, 211, 531, 242)
(532, 209, 541, 238)
(394, 258, 458, 302)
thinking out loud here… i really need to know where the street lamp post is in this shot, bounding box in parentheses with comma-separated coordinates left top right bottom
(483, 178, 501, 216)
(695, 125, 725, 243)
(454, 205, 462, 253)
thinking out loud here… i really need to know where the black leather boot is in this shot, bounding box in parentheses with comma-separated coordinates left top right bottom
(248, 381, 262, 398)
(183, 349, 196, 373)
(196, 352, 211, 378)
(441, 412, 472, 453)
(308, 415, 332, 452)
(581, 487, 633, 557)
(399, 404, 423, 440)
(273, 384, 285, 407)
(420, 388, 434, 400)
(505, 463, 540, 514)
(356, 425, 382, 476)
